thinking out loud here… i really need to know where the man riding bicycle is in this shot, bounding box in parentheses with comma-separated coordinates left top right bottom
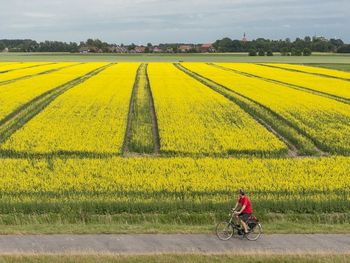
(232, 189, 252, 234)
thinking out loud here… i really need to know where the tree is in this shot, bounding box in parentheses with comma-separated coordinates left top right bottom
(248, 49, 257, 56)
(214, 37, 234, 52)
(266, 50, 273, 56)
(258, 49, 265, 56)
(303, 48, 312, 56)
(280, 47, 289, 56)
(128, 43, 136, 51)
(291, 48, 302, 56)
(337, 44, 350, 53)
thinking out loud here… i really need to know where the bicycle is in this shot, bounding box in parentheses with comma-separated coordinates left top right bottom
(216, 211, 262, 241)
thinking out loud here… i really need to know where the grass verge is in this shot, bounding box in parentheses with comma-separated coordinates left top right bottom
(0, 254, 349, 263)
(0, 213, 349, 234)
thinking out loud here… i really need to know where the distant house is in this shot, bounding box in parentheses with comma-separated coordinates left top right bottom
(152, 46, 163, 53)
(166, 47, 174, 53)
(178, 45, 192, 53)
(135, 46, 146, 53)
(200, 43, 215, 53)
(79, 47, 90, 53)
(114, 45, 128, 53)
(78, 46, 99, 53)
(2, 47, 9, 53)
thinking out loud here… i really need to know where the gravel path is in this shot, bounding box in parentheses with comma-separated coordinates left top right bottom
(0, 234, 349, 254)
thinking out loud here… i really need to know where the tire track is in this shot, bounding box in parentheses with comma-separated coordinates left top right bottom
(0, 62, 56, 74)
(0, 63, 84, 86)
(258, 63, 350, 82)
(209, 63, 350, 105)
(123, 63, 160, 155)
(174, 63, 324, 157)
(0, 63, 113, 144)
(123, 64, 143, 155)
(146, 64, 161, 154)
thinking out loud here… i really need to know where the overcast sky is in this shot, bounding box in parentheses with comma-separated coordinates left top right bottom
(1, 0, 349, 44)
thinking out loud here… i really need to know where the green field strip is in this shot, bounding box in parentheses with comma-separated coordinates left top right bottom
(123, 63, 160, 155)
(0, 62, 83, 86)
(0, 63, 113, 145)
(175, 63, 320, 156)
(0, 62, 56, 74)
(258, 63, 350, 81)
(209, 63, 350, 105)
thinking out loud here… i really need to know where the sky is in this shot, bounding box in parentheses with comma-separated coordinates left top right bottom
(0, 0, 349, 44)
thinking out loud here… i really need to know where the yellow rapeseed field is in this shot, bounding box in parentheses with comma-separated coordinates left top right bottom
(1, 63, 139, 154)
(0, 62, 108, 122)
(0, 156, 348, 203)
(220, 63, 350, 100)
(0, 62, 50, 72)
(0, 62, 349, 214)
(183, 63, 350, 154)
(268, 63, 350, 80)
(148, 63, 287, 155)
(0, 62, 74, 83)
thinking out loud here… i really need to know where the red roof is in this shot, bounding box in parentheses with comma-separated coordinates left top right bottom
(201, 43, 213, 48)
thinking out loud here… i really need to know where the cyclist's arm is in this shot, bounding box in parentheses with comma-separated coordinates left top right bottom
(237, 204, 246, 214)
(232, 202, 239, 211)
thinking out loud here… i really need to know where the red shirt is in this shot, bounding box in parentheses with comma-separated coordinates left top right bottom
(238, 196, 253, 214)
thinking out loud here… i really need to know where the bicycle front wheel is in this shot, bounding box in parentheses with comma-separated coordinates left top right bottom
(216, 221, 234, 241)
(246, 223, 262, 241)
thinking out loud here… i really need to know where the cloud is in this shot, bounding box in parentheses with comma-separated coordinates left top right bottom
(0, 0, 349, 43)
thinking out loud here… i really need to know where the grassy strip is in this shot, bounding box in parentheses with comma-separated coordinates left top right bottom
(174, 63, 317, 155)
(1, 52, 350, 63)
(258, 63, 350, 81)
(1, 255, 350, 263)
(0, 62, 56, 74)
(0, 192, 348, 214)
(0, 63, 113, 145)
(123, 63, 157, 154)
(0, 223, 349, 235)
(0, 213, 349, 234)
(0, 63, 82, 86)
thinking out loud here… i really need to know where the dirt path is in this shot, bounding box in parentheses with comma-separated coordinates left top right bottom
(0, 234, 348, 254)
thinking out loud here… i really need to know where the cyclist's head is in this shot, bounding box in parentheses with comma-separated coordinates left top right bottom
(238, 189, 245, 196)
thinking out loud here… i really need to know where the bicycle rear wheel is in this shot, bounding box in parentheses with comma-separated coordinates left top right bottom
(216, 221, 234, 241)
(245, 222, 262, 241)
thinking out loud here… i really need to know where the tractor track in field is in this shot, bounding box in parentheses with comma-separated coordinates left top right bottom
(0, 62, 57, 74)
(174, 63, 326, 157)
(257, 63, 350, 82)
(208, 63, 350, 106)
(146, 63, 161, 154)
(123, 63, 143, 155)
(0, 63, 113, 144)
(123, 63, 160, 155)
(0, 62, 84, 86)
(0, 234, 348, 254)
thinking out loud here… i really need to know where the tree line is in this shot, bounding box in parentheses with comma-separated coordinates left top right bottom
(0, 36, 349, 54)
(213, 36, 350, 55)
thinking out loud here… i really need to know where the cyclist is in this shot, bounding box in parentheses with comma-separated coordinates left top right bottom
(232, 189, 252, 234)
